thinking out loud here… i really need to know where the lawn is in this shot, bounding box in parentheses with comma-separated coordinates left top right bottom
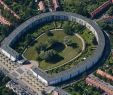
(47, 28, 97, 74)
(23, 30, 82, 70)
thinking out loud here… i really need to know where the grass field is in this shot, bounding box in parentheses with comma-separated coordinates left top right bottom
(46, 28, 96, 74)
(23, 30, 82, 70)
(14, 20, 96, 72)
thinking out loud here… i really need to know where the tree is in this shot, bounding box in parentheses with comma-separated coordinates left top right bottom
(74, 23, 84, 33)
(46, 31, 53, 36)
(48, 38, 58, 46)
(63, 36, 72, 46)
(36, 42, 47, 53)
(38, 51, 45, 61)
(107, 6, 113, 16)
(98, 20, 113, 31)
(63, 23, 75, 35)
(2, 88, 16, 95)
(2, 77, 10, 84)
(26, 34, 34, 44)
(39, 49, 57, 61)
(44, 49, 57, 61)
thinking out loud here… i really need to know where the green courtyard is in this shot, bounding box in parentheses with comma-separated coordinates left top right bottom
(13, 20, 97, 72)
(23, 30, 83, 69)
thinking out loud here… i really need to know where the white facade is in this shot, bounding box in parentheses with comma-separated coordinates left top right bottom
(38, 75, 48, 86)
(30, 69, 37, 77)
(30, 69, 48, 86)
(1, 48, 16, 61)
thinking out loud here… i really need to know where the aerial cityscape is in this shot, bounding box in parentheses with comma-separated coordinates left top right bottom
(0, 0, 113, 95)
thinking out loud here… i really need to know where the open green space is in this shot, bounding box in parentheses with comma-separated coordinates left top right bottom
(23, 30, 82, 69)
(12, 20, 97, 73)
(47, 28, 97, 74)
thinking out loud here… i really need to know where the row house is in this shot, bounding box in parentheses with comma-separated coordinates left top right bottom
(90, 0, 113, 18)
(86, 75, 113, 95)
(96, 69, 113, 81)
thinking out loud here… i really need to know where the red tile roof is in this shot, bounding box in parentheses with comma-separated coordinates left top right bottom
(38, 1, 45, 11)
(90, 0, 112, 18)
(96, 69, 113, 81)
(52, 0, 59, 11)
(86, 75, 113, 95)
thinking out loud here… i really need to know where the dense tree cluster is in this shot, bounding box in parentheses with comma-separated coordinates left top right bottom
(0, 0, 39, 42)
(63, 36, 72, 46)
(98, 20, 113, 32)
(0, 25, 13, 42)
(63, 21, 84, 35)
(4, 0, 39, 21)
(36, 39, 60, 62)
(38, 49, 57, 62)
(107, 6, 113, 16)
(36, 42, 48, 53)
(61, 0, 107, 17)
(63, 24, 75, 35)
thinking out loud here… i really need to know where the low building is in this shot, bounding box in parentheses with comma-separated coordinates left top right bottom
(86, 74, 113, 95)
(90, 0, 112, 18)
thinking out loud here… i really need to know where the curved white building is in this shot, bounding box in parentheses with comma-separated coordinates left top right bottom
(0, 12, 105, 86)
